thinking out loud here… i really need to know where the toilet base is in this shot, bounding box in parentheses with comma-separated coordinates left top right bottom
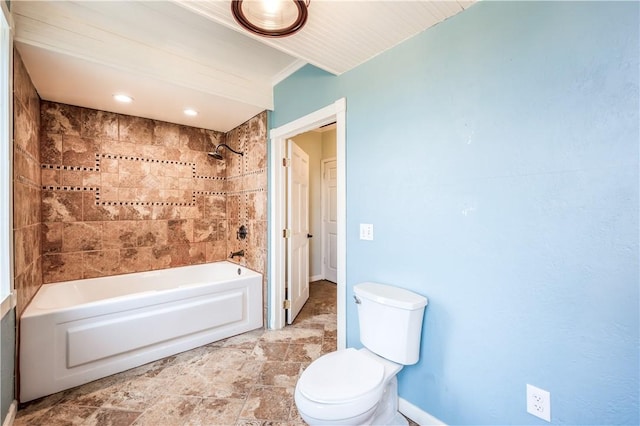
(389, 412, 410, 426)
(297, 404, 378, 426)
(296, 376, 407, 426)
(368, 376, 407, 425)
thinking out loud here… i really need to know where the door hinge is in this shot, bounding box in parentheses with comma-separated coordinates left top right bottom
(283, 299, 291, 309)
(283, 157, 290, 167)
(282, 228, 291, 238)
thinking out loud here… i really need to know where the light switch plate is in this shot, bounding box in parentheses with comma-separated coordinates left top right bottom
(360, 224, 374, 240)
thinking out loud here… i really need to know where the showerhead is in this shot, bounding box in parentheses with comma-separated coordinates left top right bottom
(207, 144, 244, 161)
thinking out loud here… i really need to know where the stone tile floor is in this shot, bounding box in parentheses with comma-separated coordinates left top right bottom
(15, 281, 418, 426)
(15, 281, 337, 426)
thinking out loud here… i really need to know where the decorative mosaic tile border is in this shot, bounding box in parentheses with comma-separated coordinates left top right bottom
(98, 200, 195, 207)
(227, 169, 266, 181)
(40, 152, 232, 207)
(40, 185, 199, 207)
(227, 188, 266, 195)
(194, 191, 226, 196)
(41, 164, 99, 172)
(42, 186, 98, 192)
(194, 175, 225, 181)
(41, 153, 225, 180)
(40, 186, 263, 206)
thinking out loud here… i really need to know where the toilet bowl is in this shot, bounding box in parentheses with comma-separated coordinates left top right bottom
(294, 282, 428, 426)
(295, 348, 402, 425)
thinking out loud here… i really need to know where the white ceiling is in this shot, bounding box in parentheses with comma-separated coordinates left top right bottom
(13, 0, 474, 132)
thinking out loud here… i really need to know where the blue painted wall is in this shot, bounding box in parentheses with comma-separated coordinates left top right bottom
(1, 309, 15, 422)
(273, 1, 639, 424)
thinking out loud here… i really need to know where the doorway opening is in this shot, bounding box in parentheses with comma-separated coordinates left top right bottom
(284, 126, 336, 323)
(268, 98, 346, 350)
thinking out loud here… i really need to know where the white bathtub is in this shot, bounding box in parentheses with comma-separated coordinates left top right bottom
(19, 261, 263, 402)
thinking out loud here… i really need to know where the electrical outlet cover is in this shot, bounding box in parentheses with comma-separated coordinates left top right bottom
(526, 384, 551, 422)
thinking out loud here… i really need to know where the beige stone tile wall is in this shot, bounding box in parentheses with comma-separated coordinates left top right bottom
(12, 57, 270, 413)
(224, 112, 267, 276)
(223, 112, 268, 322)
(13, 50, 42, 318)
(39, 103, 269, 285)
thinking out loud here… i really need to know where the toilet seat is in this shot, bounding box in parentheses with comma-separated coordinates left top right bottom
(295, 348, 386, 421)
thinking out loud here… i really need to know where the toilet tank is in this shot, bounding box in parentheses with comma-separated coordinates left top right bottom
(354, 282, 428, 365)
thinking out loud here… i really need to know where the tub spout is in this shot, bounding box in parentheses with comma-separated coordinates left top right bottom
(230, 250, 244, 259)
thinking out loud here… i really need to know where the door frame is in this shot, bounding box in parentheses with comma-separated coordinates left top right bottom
(269, 98, 346, 350)
(321, 157, 337, 283)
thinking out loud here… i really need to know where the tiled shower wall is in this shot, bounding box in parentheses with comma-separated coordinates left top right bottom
(13, 50, 42, 318)
(39, 103, 267, 285)
(225, 112, 267, 275)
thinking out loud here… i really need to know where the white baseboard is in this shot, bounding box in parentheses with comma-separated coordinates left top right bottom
(2, 400, 17, 426)
(399, 397, 446, 425)
(309, 274, 323, 282)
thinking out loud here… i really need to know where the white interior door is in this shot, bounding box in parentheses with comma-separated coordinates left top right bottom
(286, 140, 310, 324)
(322, 159, 338, 283)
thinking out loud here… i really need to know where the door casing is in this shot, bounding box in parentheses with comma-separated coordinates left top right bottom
(269, 98, 346, 350)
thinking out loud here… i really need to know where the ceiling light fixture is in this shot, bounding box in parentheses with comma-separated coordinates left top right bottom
(184, 108, 199, 116)
(231, 0, 309, 38)
(113, 94, 133, 103)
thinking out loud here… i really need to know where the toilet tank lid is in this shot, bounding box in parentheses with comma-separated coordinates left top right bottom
(354, 282, 428, 310)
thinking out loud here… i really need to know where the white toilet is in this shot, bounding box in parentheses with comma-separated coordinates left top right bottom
(294, 282, 428, 425)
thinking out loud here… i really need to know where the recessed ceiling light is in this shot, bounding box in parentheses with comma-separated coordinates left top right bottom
(113, 94, 133, 103)
(184, 108, 198, 116)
